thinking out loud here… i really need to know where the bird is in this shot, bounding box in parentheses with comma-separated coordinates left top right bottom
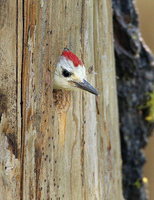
(53, 48, 99, 95)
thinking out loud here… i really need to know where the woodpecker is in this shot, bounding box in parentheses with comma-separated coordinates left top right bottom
(54, 49, 99, 95)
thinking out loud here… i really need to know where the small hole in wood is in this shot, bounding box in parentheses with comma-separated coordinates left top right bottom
(53, 89, 71, 114)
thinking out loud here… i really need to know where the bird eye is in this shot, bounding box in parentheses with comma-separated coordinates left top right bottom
(62, 69, 72, 77)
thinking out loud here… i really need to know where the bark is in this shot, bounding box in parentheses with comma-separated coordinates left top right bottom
(112, 0, 154, 200)
(0, 0, 123, 200)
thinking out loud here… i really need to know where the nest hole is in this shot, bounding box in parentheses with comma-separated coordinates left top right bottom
(53, 89, 71, 114)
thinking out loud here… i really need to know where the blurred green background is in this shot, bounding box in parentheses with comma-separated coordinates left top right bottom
(136, 0, 154, 199)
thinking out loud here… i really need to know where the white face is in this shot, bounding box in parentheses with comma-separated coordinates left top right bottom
(54, 56, 86, 90)
(53, 52, 99, 95)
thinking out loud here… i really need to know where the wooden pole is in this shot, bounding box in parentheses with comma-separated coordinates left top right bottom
(0, 0, 123, 199)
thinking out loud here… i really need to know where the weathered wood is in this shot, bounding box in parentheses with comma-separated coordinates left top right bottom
(0, 0, 123, 199)
(0, 0, 22, 199)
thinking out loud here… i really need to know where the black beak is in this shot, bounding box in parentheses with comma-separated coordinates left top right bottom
(73, 79, 99, 95)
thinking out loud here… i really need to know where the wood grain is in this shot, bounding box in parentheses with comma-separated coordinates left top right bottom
(0, 0, 123, 199)
(0, 0, 22, 199)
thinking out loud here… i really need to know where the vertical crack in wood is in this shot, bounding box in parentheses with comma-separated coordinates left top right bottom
(80, 0, 86, 197)
(80, 0, 84, 60)
(20, 0, 25, 199)
(16, 0, 19, 158)
(70, 93, 79, 198)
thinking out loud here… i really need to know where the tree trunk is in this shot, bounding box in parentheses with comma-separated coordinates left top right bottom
(0, 0, 123, 199)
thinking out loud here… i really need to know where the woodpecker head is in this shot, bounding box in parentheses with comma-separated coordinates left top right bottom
(54, 49, 99, 95)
